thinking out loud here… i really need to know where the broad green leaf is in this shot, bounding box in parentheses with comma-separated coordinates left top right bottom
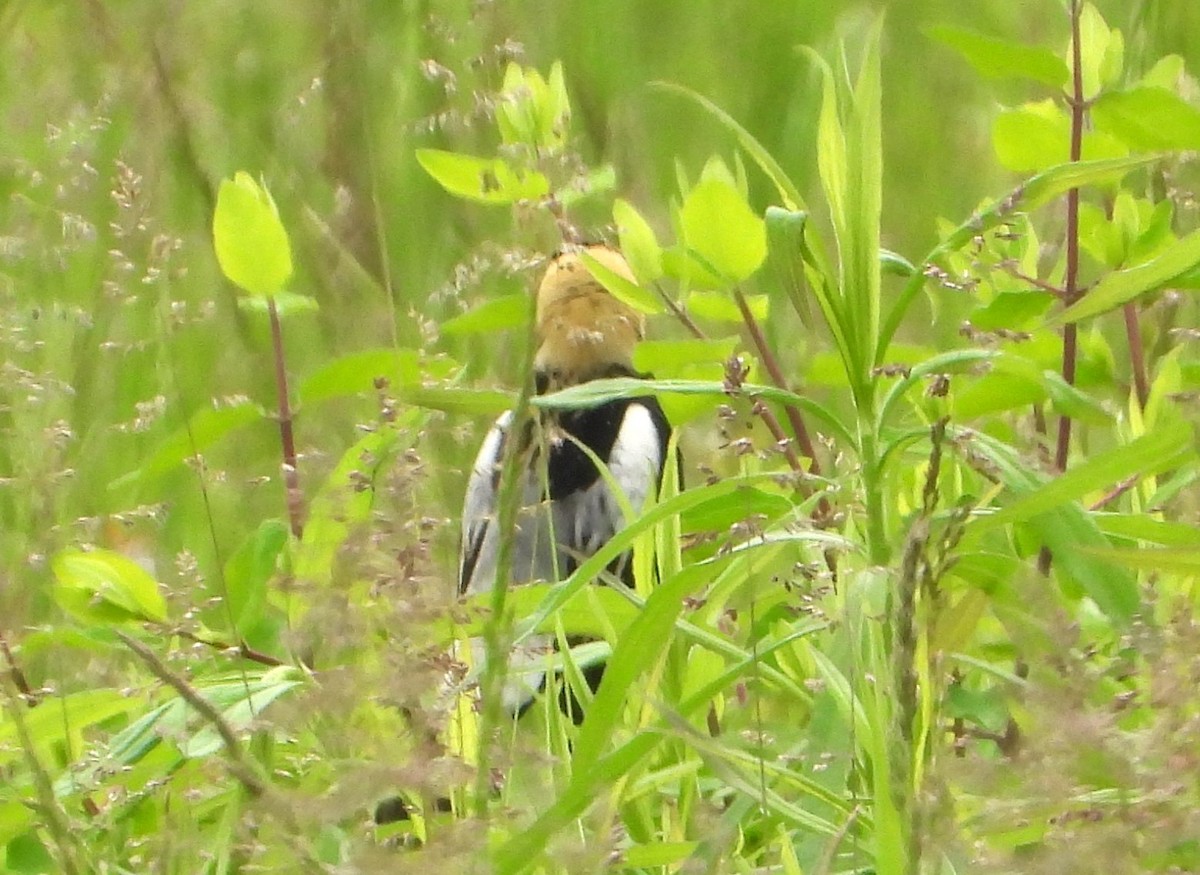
(969, 290, 1055, 330)
(212, 172, 293, 297)
(1096, 514, 1200, 547)
(109, 401, 266, 491)
(53, 548, 168, 625)
(954, 369, 1045, 419)
(1042, 371, 1113, 425)
(580, 251, 663, 315)
(1092, 86, 1200, 151)
(678, 177, 767, 282)
(612, 198, 664, 283)
(1140, 54, 1185, 90)
(442, 293, 529, 336)
(416, 149, 549, 205)
(223, 519, 288, 637)
(297, 348, 457, 406)
(1050, 228, 1200, 324)
(394, 385, 512, 415)
(0, 689, 139, 768)
(928, 25, 1068, 86)
(631, 337, 739, 375)
(992, 105, 1126, 171)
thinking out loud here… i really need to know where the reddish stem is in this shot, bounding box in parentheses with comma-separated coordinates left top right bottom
(268, 297, 304, 539)
(1053, 0, 1086, 475)
(1123, 302, 1149, 410)
(1053, 0, 1086, 476)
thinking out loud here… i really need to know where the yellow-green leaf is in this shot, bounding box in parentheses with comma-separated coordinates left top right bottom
(53, 549, 167, 625)
(212, 172, 293, 297)
(416, 149, 549, 205)
(678, 177, 767, 283)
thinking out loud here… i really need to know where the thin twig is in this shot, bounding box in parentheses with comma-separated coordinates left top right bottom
(268, 297, 304, 539)
(171, 627, 285, 667)
(657, 286, 707, 340)
(999, 262, 1068, 299)
(116, 632, 264, 797)
(1089, 475, 1140, 511)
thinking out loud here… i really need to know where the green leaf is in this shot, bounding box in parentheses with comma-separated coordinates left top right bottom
(688, 290, 767, 322)
(632, 337, 739, 375)
(954, 358, 1046, 419)
(53, 548, 167, 625)
(1050, 227, 1200, 324)
(297, 348, 456, 406)
(1081, 546, 1200, 575)
(765, 207, 812, 324)
(974, 420, 1194, 534)
(678, 177, 767, 283)
(958, 431, 1142, 625)
(212, 172, 294, 297)
(580, 251, 663, 314)
(970, 290, 1055, 330)
(394, 385, 512, 416)
(442, 293, 529, 336)
(928, 25, 1068, 86)
(992, 104, 1127, 172)
(612, 198, 664, 283)
(223, 519, 288, 638)
(1092, 86, 1200, 151)
(0, 689, 140, 769)
(534, 376, 854, 446)
(109, 401, 266, 490)
(1042, 372, 1113, 425)
(182, 667, 304, 757)
(1073, 3, 1117, 100)
(416, 149, 550, 205)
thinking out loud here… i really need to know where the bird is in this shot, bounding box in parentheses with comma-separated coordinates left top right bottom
(458, 244, 673, 717)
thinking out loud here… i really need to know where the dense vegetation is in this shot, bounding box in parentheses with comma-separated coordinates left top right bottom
(2, 1, 1199, 872)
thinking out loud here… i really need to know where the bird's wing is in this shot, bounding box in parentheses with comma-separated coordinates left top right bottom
(553, 398, 671, 566)
(459, 410, 511, 595)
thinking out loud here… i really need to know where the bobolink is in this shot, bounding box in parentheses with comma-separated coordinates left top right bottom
(459, 244, 672, 714)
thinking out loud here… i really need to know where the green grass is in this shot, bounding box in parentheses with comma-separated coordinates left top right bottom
(2, 1, 1200, 873)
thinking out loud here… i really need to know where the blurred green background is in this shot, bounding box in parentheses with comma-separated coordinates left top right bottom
(1, 0, 1197, 630)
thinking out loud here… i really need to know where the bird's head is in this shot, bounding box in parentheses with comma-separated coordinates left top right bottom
(533, 244, 645, 391)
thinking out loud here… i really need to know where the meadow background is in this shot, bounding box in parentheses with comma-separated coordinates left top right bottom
(2, 1, 1199, 873)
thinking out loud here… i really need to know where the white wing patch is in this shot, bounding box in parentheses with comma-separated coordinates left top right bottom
(606, 402, 665, 517)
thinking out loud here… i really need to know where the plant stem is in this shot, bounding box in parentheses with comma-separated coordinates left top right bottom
(732, 286, 823, 475)
(268, 296, 304, 539)
(1123, 302, 1149, 409)
(1054, 0, 1086, 475)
